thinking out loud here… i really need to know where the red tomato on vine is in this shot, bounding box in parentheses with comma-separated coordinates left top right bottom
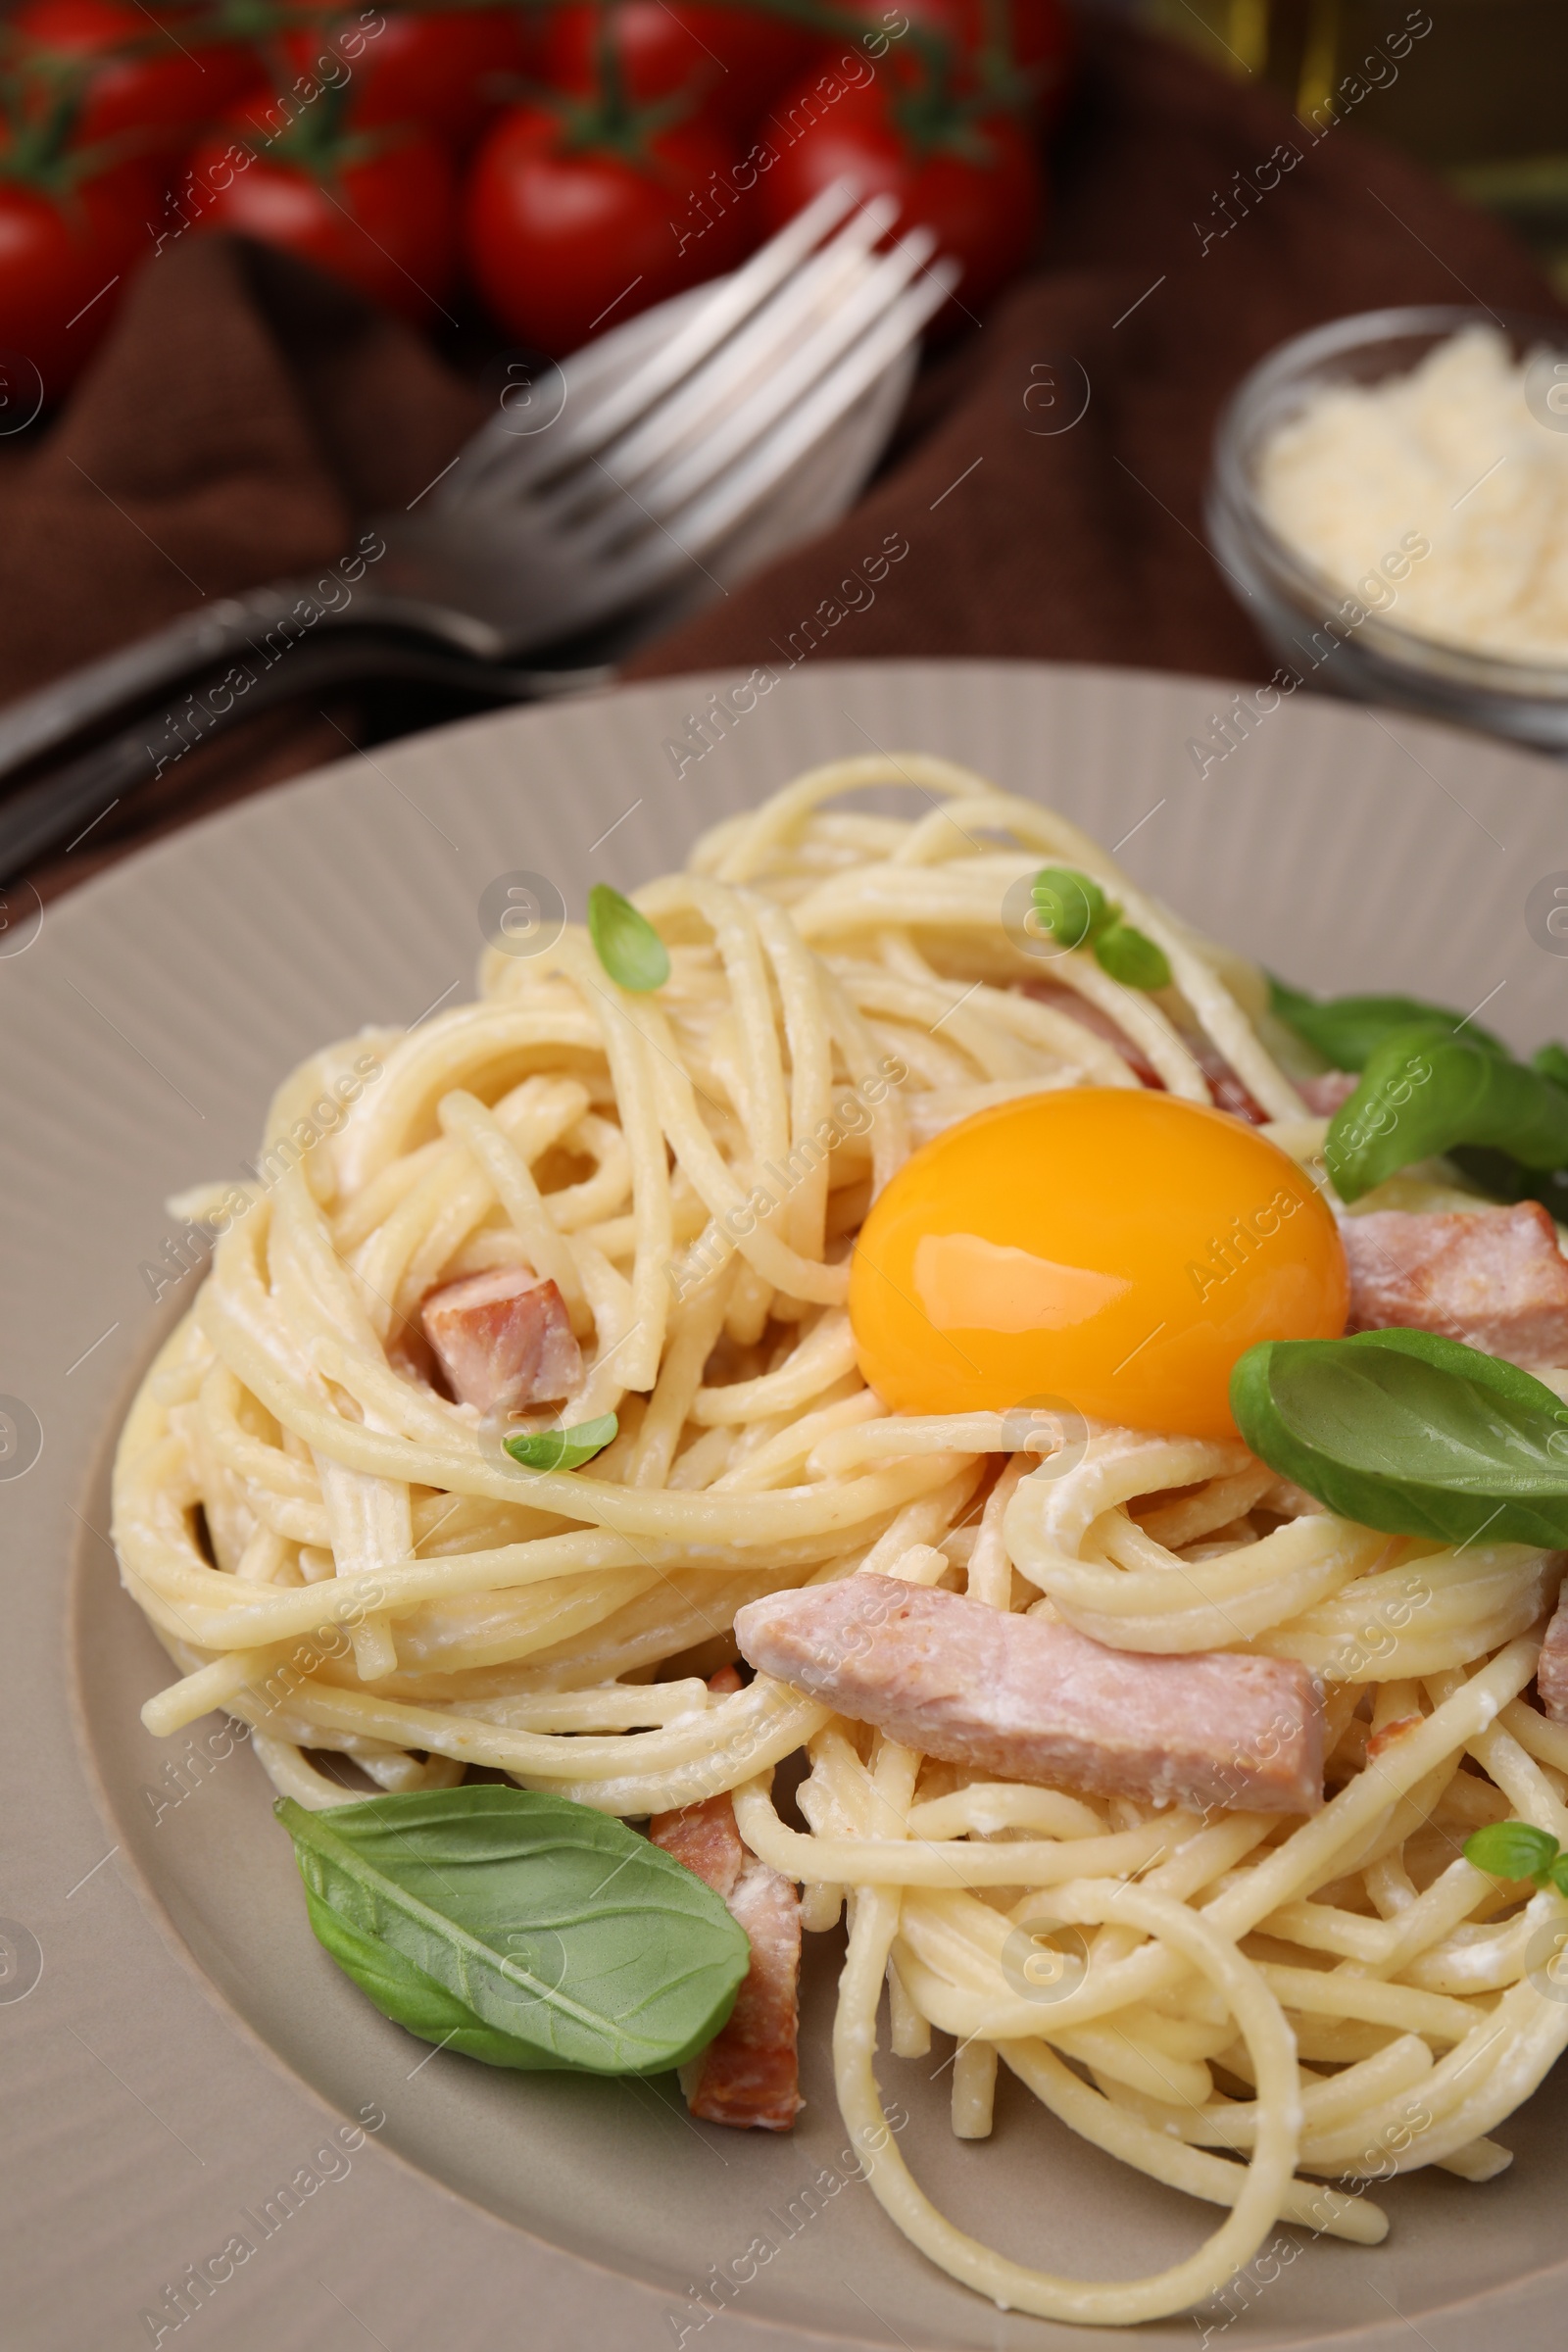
(0, 24, 163, 406)
(9, 0, 256, 160)
(541, 2, 812, 135)
(466, 97, 754, 356)
(189, 93, 457, 324)
(760, 67, 1043, 319)
(281, 3, 529, 148)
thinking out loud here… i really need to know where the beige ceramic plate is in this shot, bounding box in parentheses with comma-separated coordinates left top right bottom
(4, 661, 1568, 2352)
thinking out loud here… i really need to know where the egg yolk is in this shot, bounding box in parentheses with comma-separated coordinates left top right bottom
(849, 1089, 1348, 1439)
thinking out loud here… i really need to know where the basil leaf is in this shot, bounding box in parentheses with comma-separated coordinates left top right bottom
(1548, 1853, 1568, 1900)
(303, 1890, 568, 2070)
(504, 1413, 617, 1473)
(277, 1787, 750, 2075)
(1326, 1025, 1568, 1201)
(1230, 1327, 1568, 1545)
(588, 884, 669, 993)
(1029, 869, 1168, 990)
(1535, 1044, 1568, 1093)
(1463, 1822, 1560, 1884)
(1267, 979, 1503, 1071)
(1031, 867, 1108, 951)
(1094, 920, 1170, 993)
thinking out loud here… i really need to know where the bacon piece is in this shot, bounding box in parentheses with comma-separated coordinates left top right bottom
(1342, 1202, 1568, 1368)
(735, 1576, 1323, 1815)
(1537, 1584, 1568, 1724)
(1016, 980, 1269, 1124)
(420, 1265, 581, 1414)
(652, 1793, 748, 1902)
(1189, 1040, 1272, 1127)
(1298, 1070, 1359, 1117)
(649, 1666, 803, 2132)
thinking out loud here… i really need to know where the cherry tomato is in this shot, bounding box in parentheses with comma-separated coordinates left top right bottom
(0, 158, 159, 398)
(541, 3, 812, 134)
(465, 102, 753, 356)
(875, 0, 1074, 122)
(759, 72, 1043, 318)
(188, 111, 457, 324)
(281, 3, 530, 148)
(10, 0, 256, 160)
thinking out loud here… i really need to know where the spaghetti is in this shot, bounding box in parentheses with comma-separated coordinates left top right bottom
(113, 756, 1568, 2325)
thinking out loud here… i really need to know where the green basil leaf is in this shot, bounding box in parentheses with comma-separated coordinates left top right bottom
(1229, 1327, 1568, 1545)
(1093, 920, 1171, 993)
(1535, 1043, 1568, 1093)
(1267, 980, 1503, 1071)
(504, 1413, 617, 1473)
(1326, 1025, 1568, 1201)
(303, 1889, 569, 2069)
(588, 884, 670, 993)
(277, 1787, 750, 2075)
(1463, 1821, 1560, 1884)
(1032, 867, 1109, 951)
(1548, 1853, 1568, 1900)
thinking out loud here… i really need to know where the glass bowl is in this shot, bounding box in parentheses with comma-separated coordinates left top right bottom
(1205, 304, 1568, 755)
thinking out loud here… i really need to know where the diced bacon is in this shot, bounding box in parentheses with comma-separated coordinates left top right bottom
(1016, 980, 1270, 1124)
(649, 1665, 803, 2132)
(1537, 1583, 1568, 1724)
(1298, 1070, 1360, 1117)
(685, 1864, 803, 2132)
(1190, 1042, 1272, 1127)
(1342, 1202, 1568, 1368)
(735, 1575, 1324, 1815)
(652, 1792, 747, 1902)
(420, 1265, 582, 1415)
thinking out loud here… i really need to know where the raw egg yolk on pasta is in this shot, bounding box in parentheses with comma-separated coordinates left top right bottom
(849, 1089, 1348, 1440)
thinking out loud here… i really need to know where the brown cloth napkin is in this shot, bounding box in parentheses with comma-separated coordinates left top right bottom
(2, 13, 1558, 903)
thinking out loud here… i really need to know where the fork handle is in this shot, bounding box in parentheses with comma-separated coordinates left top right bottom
(0, 557, 506, 787)
(0, 631, 592, 886)
(0, 576, 349, 784)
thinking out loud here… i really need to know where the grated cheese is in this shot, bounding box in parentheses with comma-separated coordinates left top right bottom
(1255, 324, 1568, 664)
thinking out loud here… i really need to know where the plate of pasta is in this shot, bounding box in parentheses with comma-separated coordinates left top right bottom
(12, 660, 1568, 2352)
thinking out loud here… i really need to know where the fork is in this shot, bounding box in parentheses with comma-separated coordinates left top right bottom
(0, 184, 956, 876)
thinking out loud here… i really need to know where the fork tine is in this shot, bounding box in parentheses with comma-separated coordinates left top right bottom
(551, 256, 956, 619)
(598, 229, 941, 523)
(653, 259, 959, 557)
(451, 181, 866, 506)
(548, 197, 907, 516)
(541, 178, 867, 467)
